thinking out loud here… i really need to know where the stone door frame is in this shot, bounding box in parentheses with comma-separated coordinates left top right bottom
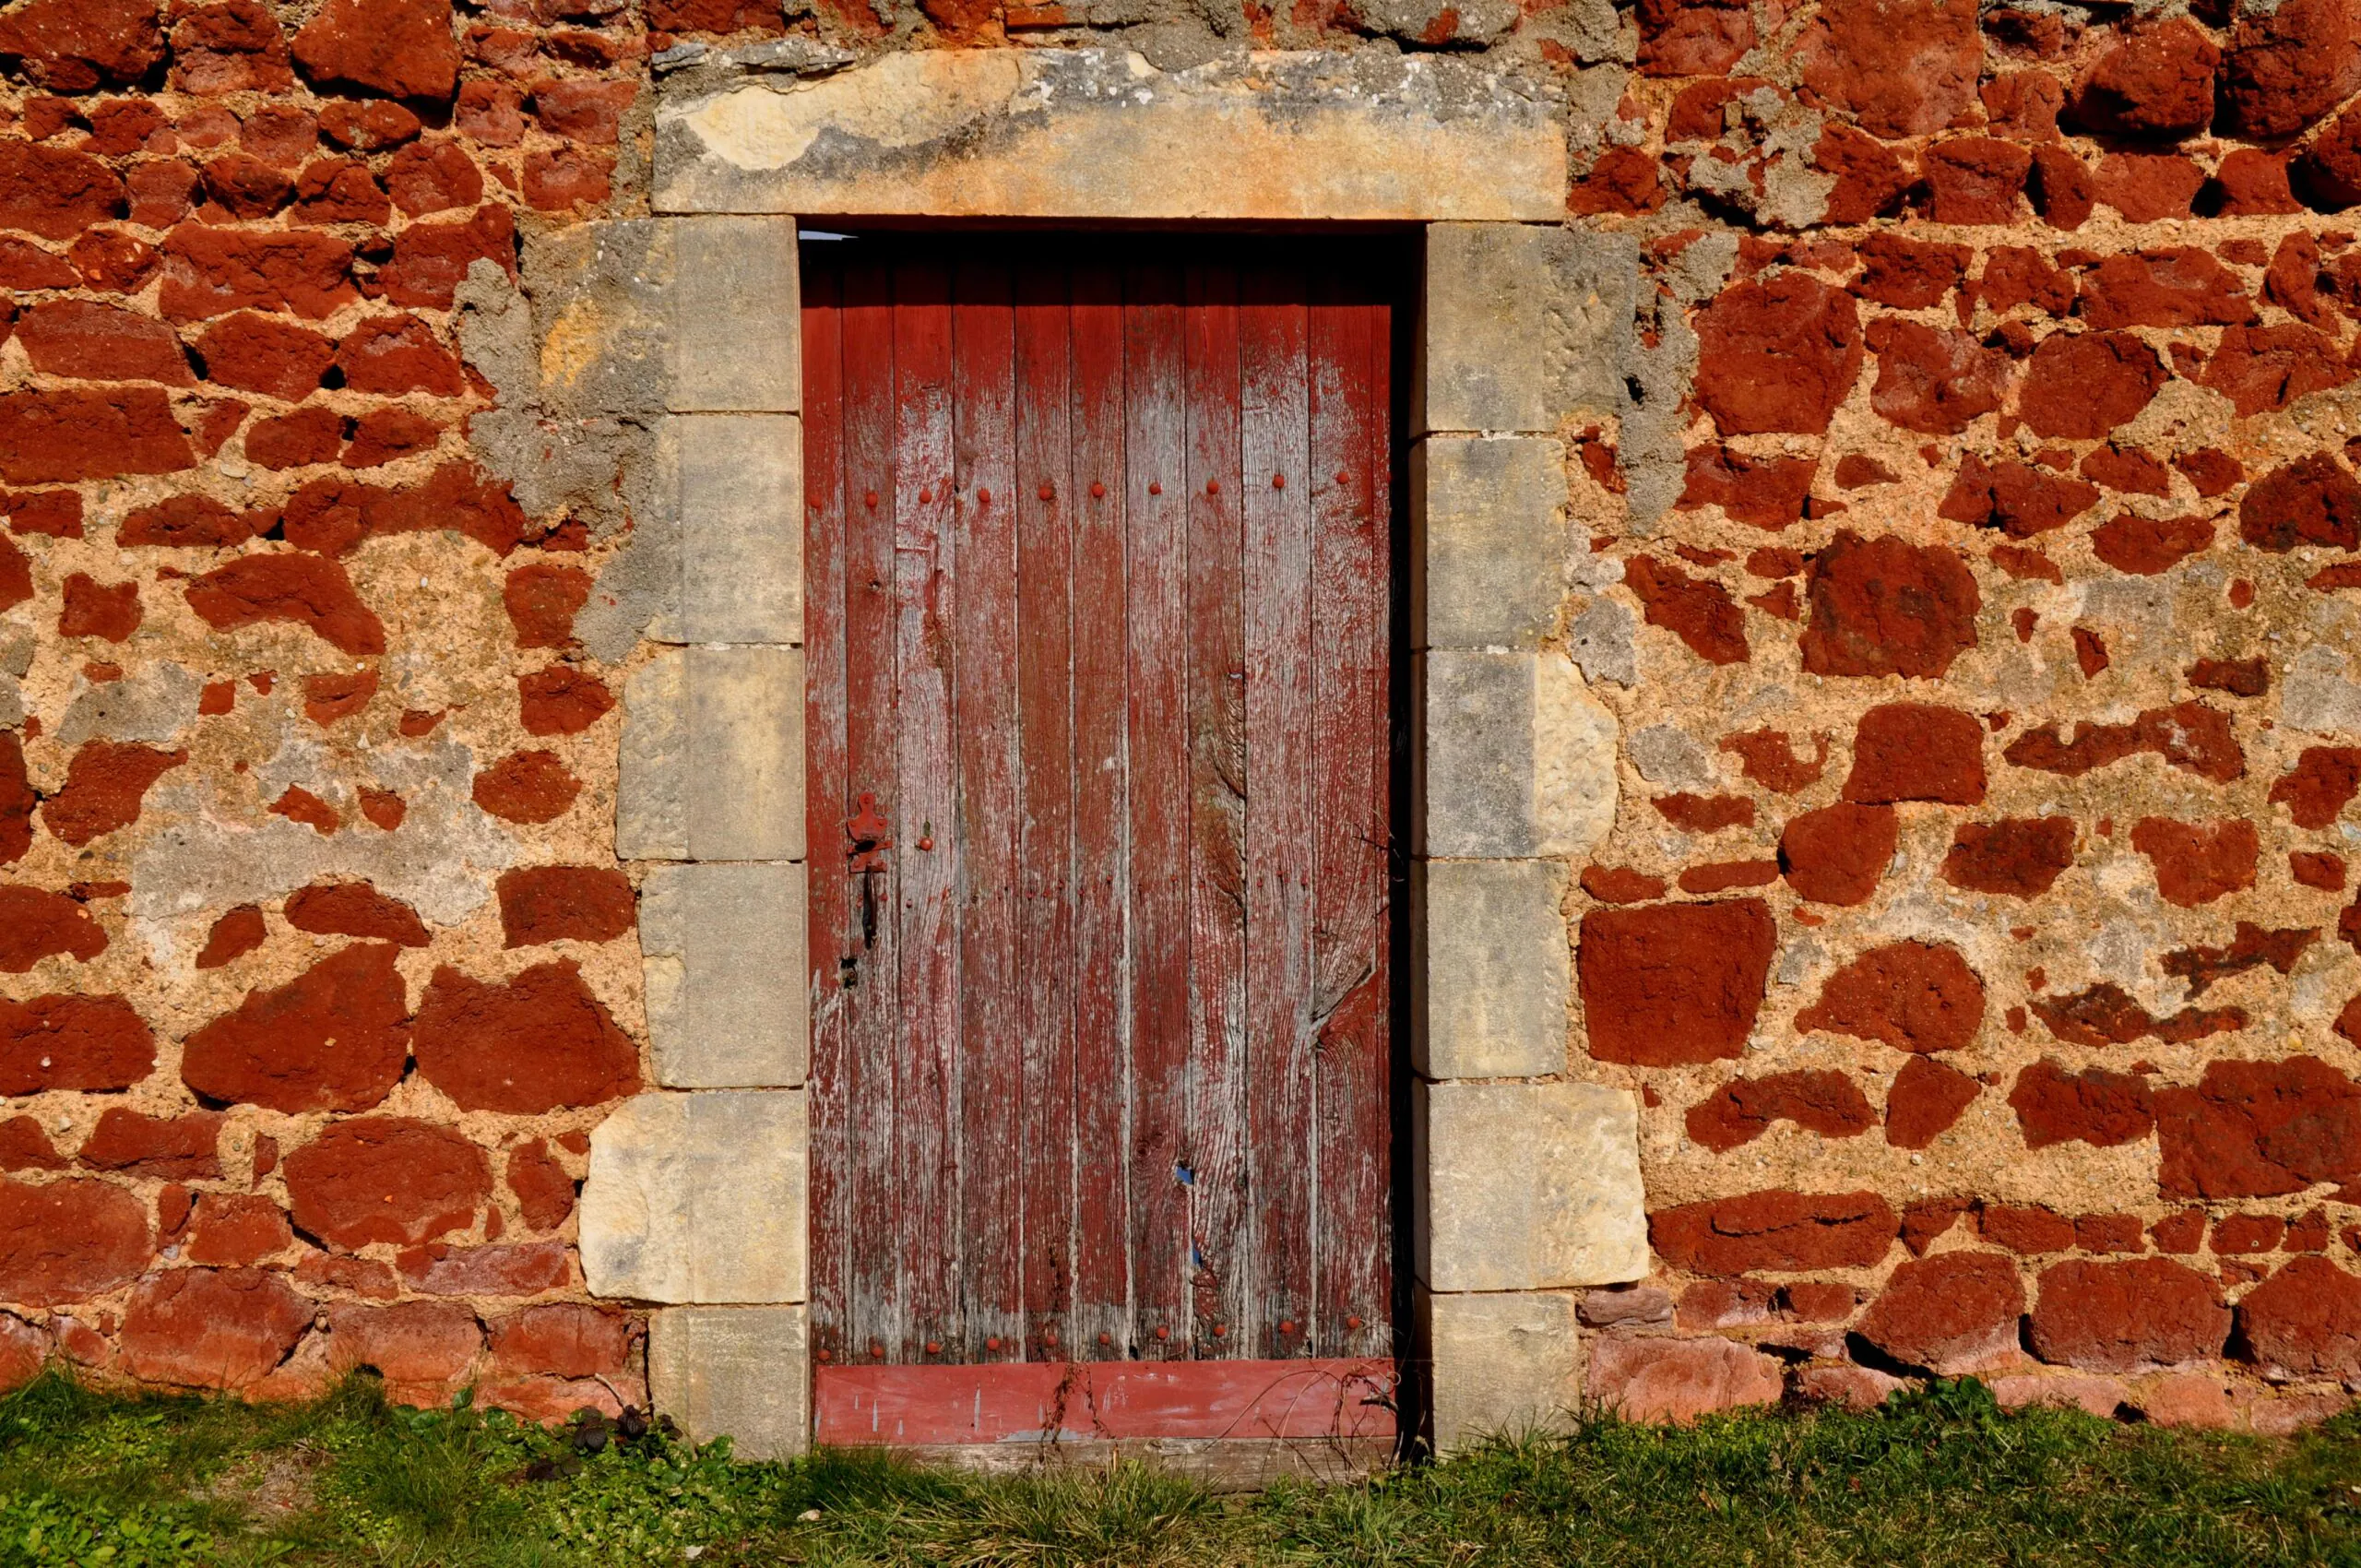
(575, 45, 1650, 1460)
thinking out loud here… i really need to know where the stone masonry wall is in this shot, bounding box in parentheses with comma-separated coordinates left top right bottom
(13, 0, 2361, 1446)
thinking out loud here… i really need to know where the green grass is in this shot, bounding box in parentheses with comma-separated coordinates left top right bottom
(0, 1372, 2352, 1565)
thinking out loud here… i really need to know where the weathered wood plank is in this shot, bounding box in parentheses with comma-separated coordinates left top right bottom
(1013, 258, 1078, 1359)
(1122, 261, 1192, 1359)
(837, 256, 907, 1368)
(1183, 261, 1249, 1356)
(893, 258, 961, 1365)
(1068, 259, 1133, 1360)
(815, 1358, 1397, 1444)
(801, 255, 851, 1371)
(1309, 285, 1394, 1360)
(1240, 259, 1315, 1360)
(953, 257, 1023, 1362)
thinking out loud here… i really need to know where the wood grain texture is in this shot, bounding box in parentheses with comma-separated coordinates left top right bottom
(806, 235, 1402, 1409)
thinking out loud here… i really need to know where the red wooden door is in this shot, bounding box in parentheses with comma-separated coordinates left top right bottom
(802, 233, 1401, 1449)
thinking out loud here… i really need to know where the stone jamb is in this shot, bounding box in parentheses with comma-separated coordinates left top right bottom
(581, 49, 1645, 1464)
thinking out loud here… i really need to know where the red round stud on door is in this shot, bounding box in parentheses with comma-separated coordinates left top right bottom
(978, 487, 991, 505)
(1090, 481, 1107, 499)
(864, 491, 879, 508)
(925, 1341, 941, 1355)
(1345, 1315, 1363, 1331)
(1278, 1319, 1296, 1335)
(1272, 472, 1285, 489)
(1206, 479, 1220, 495)
(1042, 1329, 1058, 1347)
(986, 1336, 1003, 1351)
(1098, 1332, 1112, 1347)
(1155, 1325, 1169, 1340)
(1148, 481, 1163, 495)
(919, 486, 932, 504)
(1335, 469, 1349, 485)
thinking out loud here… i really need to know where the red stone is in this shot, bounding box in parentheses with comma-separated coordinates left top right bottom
(57, 574, 140, 643)
(1797, 0, 1982, 137)
(472, 750, 581, 826)
(296, 1253, 398, 1299)
(336, 313, 464, 396)
(159, 225, 356, 323)
(2240, 454, 2361, 552)
(0, 993, 153, 1094)
(2131, 816, 2258, 908)
(2027, 1258, 2227, 1373)
(1884, 1055, 1979, 1149)
(184, 1194, 292, 1267)
(1780, 802, 1897, 906)
(1654, 792, 1754, 835)
(0, 539, 23, 616)
(41, 741, 185, 847)
(505, 1139, 575, 1231)
(118, 493, 258, 548)
(1940, 817, 2074, 898)
(0, 0, 161, 88)
(1977, 1204, 2075, 1255)
(0, 885, 108, 971)
(170, 0, 293, 93)
(2090, 513, 2215, 576)
(0, 387, 193, 484)
(2296, 850, 2349, 890)
(517, 667, 615, 737)
(2093, 150, 2204, 221)
(2215, 148, 2303, 215)
(1624, 557, 1748, 665)
(1937, 455, 2097, 538)
(1580, 866, 1667, 904)
(0, 1177, 148, 1304)
(412, 960, 637, 1114)
(1577, 899, 1776, 1066)
(2222, 0, 2361, 137)
(504, 563, 591, 648)
(1812, 125, 1916, 224)
(377, 204, 515, 311)
(16, 301, 189, 386)
(1799, 530, 1980, 679)
(2009, 1059, 2156, 1149)
(1677, 446, 1813, 530)
(77, 1108, 220, 1180)
(0, 141, 122, 242)
(2237, 1255, 2361, 1379)
(291, 0, 459, 100)
(0, 1118, 63, 1172)
(1651, 1189, 1898, 1275)
(319, 100, 421, 151)
(2157, 1057, 2361, 1199)
(2033, 982, 2242, 1049)
(2297, 101, 2361, 208)
(0, 735, 26, 866)
(180, 943, 410, 1114)
(271, 786, 340, 836)
(486, 1302, 635, 1382)
(2273, 747, 2361, 829)
(1718, 729, 1826, 794)
(283, 883, 428, 946)
(1922, 138, 2032, 224)
(2213, 1213, 2286, 1253)
(302, 668, 377, 728)
(195, 905, 267, 969)
(293, 157, 392, 226)
(2080, 446, 2173, 497)
(2072, 17, 2217, 137)
(192, 311, 334, 402)
(397, 1240, 570, 1297)
(1857, 1252, 2024, 1374)
(1864, 320, 2007, 436)
(2017, 331, 2166, 440)
(495, 866, 635, 950)
(1692, 275, 1862, 436)
(1842, 703, 1985, 805)
(2201, 326, 2352, 417)
(1586, 1336, 1785, 1424)
(1797, 940, 1985, 1053)
(521, 148, 612, 212)
(1849, 232, 1969, 309)
(1686, 1070, 1876, 1152)
(118, 1267, 311, 1389)
(285, 1116, 489, 1250)
(184, 552, 386, 656)
(328, 1301, 481, 1402)
(2077, 249, 2254, 331)
(2003, 701, 2243, 784)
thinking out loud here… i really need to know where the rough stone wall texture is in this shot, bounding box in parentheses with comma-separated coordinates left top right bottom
(13, 0, 2361, 1444)
(0, 0, 651, 1412)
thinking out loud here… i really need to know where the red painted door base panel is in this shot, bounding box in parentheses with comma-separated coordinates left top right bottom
(815, 1359, 1397, 1447)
